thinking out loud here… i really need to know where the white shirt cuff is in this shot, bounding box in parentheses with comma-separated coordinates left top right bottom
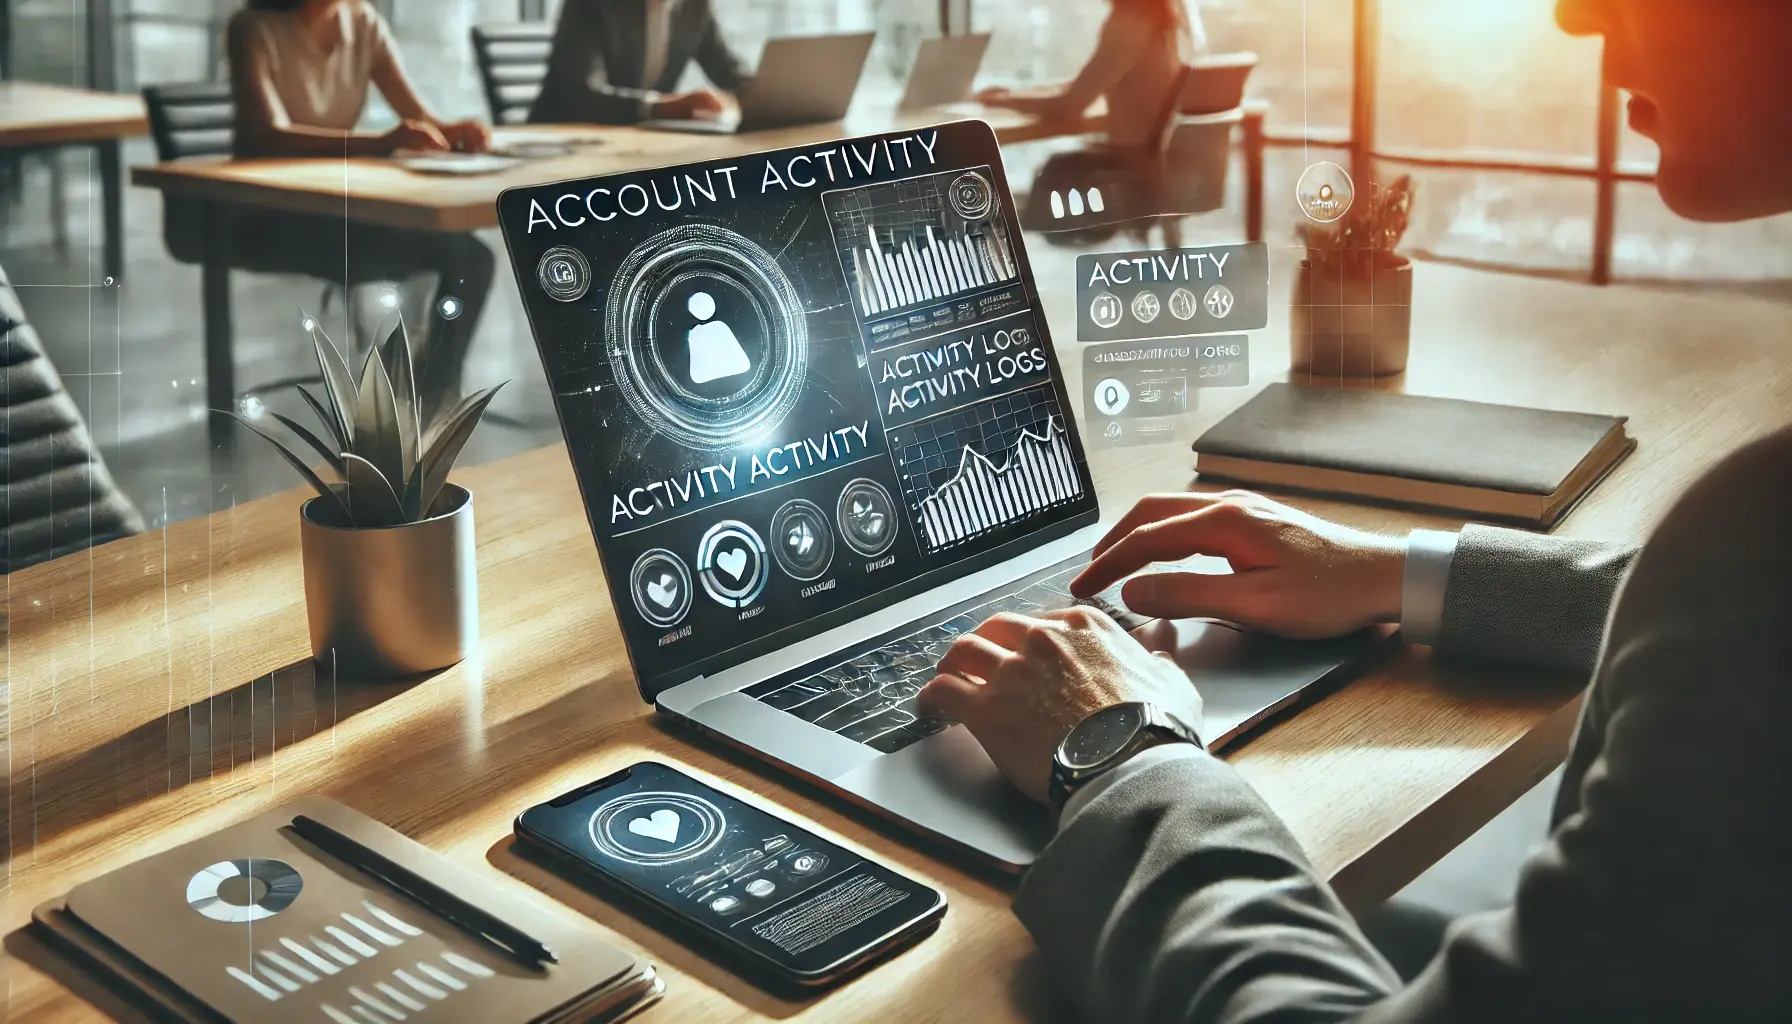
(1058, 742, 1205, 830)
(1401, 528, 1459, 647)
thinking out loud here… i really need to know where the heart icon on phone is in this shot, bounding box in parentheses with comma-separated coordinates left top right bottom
(627, 809, 681, 844)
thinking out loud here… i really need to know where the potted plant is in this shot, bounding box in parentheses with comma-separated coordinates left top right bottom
(1291, 174, 1417, 378)
(223, 317, 506, 677)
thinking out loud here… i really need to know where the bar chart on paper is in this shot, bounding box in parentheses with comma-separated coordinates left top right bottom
(824, 166, 1022, 320)
(889, 387, 1087, 551)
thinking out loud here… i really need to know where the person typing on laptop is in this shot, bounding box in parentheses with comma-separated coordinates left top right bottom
(918, 2, 1792, 1019)
(529, 0, 752, 126)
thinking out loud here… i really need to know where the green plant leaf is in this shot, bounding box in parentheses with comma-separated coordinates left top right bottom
(379, 315, 422, 486)
(304, 312, 358, 446)
(353, 341, 407, 501)
(270, 411, 346, 477)
(217, 410, 352, 522)
(342, 452, 406, 527)
(417, 382, 506, 517)
(294, 384, 347, 451)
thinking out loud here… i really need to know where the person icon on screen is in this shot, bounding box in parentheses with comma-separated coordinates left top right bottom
(685, 290, 752, 385)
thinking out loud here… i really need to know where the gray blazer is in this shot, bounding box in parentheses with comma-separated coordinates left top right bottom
(1017, 428, 1792, 1020)
(528, 0, 751, 125)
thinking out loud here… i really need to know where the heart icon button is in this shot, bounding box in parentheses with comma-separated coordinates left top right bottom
(715, 547, 749, 582)
(645, 573, 678, 608)
(627, 808, 681, 844)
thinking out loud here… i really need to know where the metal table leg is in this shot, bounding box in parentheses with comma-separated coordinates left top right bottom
(97, 138, 123, 281)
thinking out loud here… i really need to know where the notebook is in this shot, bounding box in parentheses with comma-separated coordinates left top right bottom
(33, 797, 663, 1024)
(1191, 384, 1635, 527)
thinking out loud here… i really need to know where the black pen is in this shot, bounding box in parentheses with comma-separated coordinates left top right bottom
(289, 814, 559, 967)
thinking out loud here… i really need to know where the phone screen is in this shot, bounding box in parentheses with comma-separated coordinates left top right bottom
(515, 762, 944, 983)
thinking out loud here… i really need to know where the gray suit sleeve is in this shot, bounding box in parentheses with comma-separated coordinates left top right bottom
(1434, 525, 1636, 673)
(531, 0, 654, 125)
(1015, 753, 1401, 1024)
(691, 2, 752, 92)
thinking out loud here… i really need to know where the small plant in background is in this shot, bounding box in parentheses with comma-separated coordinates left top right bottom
(1299, 174, 1416, 276)
(222, 315, 507, 528)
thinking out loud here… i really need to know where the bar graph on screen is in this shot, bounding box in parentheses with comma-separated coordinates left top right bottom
(850, 221, 1017, 317)
(890, 387, 1087, 552)
(824, 165, 1022, 321)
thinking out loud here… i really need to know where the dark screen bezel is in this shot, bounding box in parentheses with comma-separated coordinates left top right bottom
(512, 761, 947, 984)
(496, 120, 1101, 703)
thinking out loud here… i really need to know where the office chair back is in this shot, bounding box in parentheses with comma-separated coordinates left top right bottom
(471, 23, 553, 124)
(143, 81, 235, 160)
(1179, 52, 1257, 116)
(2, 262, 145, 574)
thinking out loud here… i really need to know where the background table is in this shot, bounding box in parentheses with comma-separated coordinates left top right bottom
(0, 81, 147, 280)
(9, 259, 1791, 1021)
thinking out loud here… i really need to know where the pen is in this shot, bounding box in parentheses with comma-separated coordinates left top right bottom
(289, 814, 559, 967)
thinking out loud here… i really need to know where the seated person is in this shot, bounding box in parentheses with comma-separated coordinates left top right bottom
(530, 0, 753, 126)
(227, 0, 494, 412)
(976, 0, 1207, 148)
(919, 1, 1792, 1020)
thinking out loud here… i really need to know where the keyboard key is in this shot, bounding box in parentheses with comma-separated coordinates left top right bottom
(862, 725, 929, 753)
(813, 692, 894, 731)
(782, 687, 863, 723)
(880, 678, 923, 701)
(757, 680, 831, 711)
(837, 708, 915, 744)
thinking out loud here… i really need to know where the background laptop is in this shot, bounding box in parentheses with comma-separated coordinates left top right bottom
(497, 121, 1378, 870)
(641, 32, 875, 134)
(896, 33, 992, 111)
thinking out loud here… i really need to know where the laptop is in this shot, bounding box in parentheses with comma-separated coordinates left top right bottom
(640, 32, 875, 134)
(497, 121, 1379, 871)
(896, 33, 992, 111)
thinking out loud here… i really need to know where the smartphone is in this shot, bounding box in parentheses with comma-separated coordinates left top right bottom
(514, 761, 946, 988)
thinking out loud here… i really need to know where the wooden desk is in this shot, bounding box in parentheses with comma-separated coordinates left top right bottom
(11, 262, 1791, 1021)
(0, 82, 148, 281)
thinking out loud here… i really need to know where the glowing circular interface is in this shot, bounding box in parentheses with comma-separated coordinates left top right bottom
(605, 224, 808, 451)
(588, 791, 727, 866)
(949, 171, 994, 220)
(186, 859, 304, 924)
(1296, 161, 1356, 224)
(629, 548, 693, 628)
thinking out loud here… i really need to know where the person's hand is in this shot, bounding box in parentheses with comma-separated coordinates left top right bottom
(438, 119, 492, 153)
(382, 119, 450, 154)
(916, 608, 1202, 805)
(974, 85, 1014, 106)
(651, 89, 728, 121)
(1071, 491, 1407, 640)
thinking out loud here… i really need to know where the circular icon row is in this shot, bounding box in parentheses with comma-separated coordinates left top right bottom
(627, 481, 898, 628)
(1089, 283, 1235, 330)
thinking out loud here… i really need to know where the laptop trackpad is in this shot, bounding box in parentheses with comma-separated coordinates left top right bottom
(835, 726, 1053, 869)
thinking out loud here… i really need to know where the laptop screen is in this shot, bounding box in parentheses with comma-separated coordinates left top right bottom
(498, 121, 1098, 697)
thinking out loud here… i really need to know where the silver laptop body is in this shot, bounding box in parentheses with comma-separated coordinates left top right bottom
(641, 32, 876, 134)
(498, 121, 1376, 873)
(896, 33, 992, 111)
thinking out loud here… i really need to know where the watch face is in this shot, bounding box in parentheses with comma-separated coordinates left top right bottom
(1062, 703, 1144, 770)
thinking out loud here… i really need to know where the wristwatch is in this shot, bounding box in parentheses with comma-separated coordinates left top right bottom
(1048, 702, 1204, 812)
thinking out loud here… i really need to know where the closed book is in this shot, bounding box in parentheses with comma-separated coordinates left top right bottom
(1191, 384, 1634, 527)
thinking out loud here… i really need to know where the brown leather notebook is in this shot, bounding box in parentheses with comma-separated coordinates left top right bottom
(33, 797, 662, 1024)
(1191, 384, 1635, 527)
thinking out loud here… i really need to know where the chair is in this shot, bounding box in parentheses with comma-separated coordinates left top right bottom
(2, 261, 145, 574)
(1019, 66, 1194, 243)
(470, 23, 554, 125)
(141, 83, 348, 406)
(1162, 53, 1258, 216)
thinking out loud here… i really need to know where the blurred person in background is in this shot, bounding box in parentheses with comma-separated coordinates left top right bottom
(228, 0, 494, 411)
(975, 0, 1207, 147)
(529, 0, 753, 125)
(921, 1, 1792, 1021)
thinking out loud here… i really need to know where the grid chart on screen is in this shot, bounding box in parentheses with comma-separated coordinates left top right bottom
(890, 386, 1086, 551)
(826, 170, 1020, 319)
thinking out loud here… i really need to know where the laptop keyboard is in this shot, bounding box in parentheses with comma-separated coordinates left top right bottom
(744, 564, 1131, 754)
